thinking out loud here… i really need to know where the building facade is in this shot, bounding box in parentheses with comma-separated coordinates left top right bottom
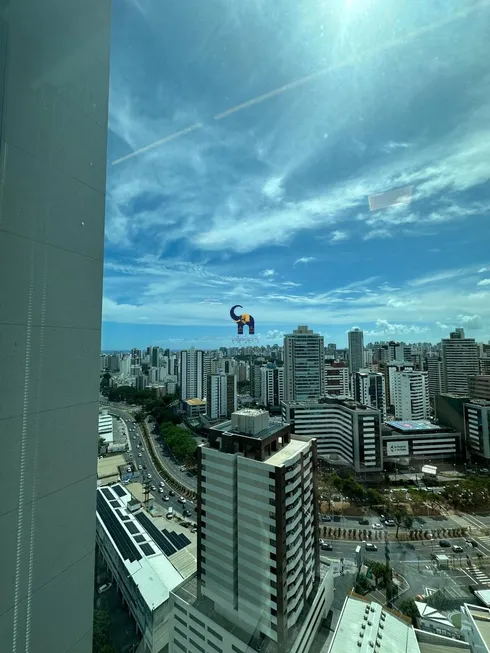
(167, 410, 334, 653)
(261, 363, 285, 409)
(353, 372, 387, 421)
(348, 328, 364, 375)
(0, 2, 110, 651)
(427, 358, 443, 398)
(283, 326, 325, 401)
(464, 400, 490, 462)
(282, 398, 383, 474)
(469, 375, 490, 402)
(383, 421, 461, 461)
(206, 373, 237, 420)
(180, 349, 205, 401)
(392, 371, 430, 421)
(325, 361, 350, 396)
(441, 330, 479, 395)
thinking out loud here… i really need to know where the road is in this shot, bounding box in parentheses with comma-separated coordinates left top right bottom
(106, 406, 197, 524)
(146, 419, 198, 490)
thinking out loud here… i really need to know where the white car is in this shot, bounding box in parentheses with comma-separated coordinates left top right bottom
(178, 497, 186, 504)
(159, 481, 165, 487)
(158, 487, 164, 493)
(138, 465, 142, 470)
(372, 523, 383, 529)
(147, 474, 151, 479)
(138, 453, 142, 457)
(151, 485, 156, 491)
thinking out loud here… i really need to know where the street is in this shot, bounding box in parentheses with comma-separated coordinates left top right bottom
(106, 406, 197, 523)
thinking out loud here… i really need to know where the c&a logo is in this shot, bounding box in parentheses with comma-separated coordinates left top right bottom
(230, 305, 255, 335)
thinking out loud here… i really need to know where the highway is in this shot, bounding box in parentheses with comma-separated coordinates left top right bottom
(107, 406, 197, 525)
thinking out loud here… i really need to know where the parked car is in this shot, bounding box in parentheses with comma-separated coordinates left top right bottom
(452, 545, 464, 553)
(365, 543, 378, 551)
(358, 518, 370, 526)
(439, 540, 451, 548)
(321, 515, 332, 522)
(162, 495, 170, 501)
(169, 490, 176, 497)
(158, 488, 164, 493)
(98, 583, 112, 595)
(384, 519, 396, 527)
(178, 497, 186, 504)
(467, 539, 479, 548)
(320, 541, 333, 551)
(372, 523, 383, 529)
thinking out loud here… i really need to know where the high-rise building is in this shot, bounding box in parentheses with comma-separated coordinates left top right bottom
(380, 361, 414, 410)
(353, 371, 387, 421)
(260, 363, 284, 408)
(441, 329, 479, 394)
(251, 363, 263, 400)
(325, 361, 350, 396)
(0, 1, 110, 651)
(282, 398, 383, 474)
(464, 400, 490, 462)
(392, 370, 430, 420)
(283, 325, 325, 401)
(427, 357, 443, 398)
(469, 375, 490, 402)
(348, 328, 364, 375)
(206, 372, 237, 420)
(179, 348, 204, 401)
(150, 345, 160, 367)
(167, 410, 334, 653)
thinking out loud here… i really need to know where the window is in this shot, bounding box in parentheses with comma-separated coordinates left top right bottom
(189, 626, 205, 641)
(208, 627, 223, 641)
(174, 639, 187, 653)
(175, 627, 188, 640)
(189, 639, 205, 653)
(207, 640, 222, 653)
(175, 614, 187, 628)
(175, 603, 187, 615)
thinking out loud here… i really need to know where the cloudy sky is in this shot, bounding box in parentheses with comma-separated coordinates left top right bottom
(103, 0, 490, 350)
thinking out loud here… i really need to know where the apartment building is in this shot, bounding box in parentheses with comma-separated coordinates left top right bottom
(180, 349, 205, 401)
(284, 326, 325, 401)
(261, 363, 285, 409)
(325, 361, 350, 396)
(464, 400, 490, 462)
(353, 371, 387, 421)
(392, 371, 430, 420)
(348, 328, 364, 375)
(441, 330, 479, 395)
(206, 373, 237, 420)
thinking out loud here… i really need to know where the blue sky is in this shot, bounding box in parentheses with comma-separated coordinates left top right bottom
(102, 0, 490, 350)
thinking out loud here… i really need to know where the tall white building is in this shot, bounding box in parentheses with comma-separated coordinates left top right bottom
(179, 348, 204, 401)
(392, 371, 430, 420)
(282, 398, 383, 473)
(283, 325, 325, 401)
(441, 329, 479, 394)
(206, 373, 237, 420)
(353, 371, 387, 421)
(325, 362, 350, 396)
(260, 364, 284, 408)
(167, 411, 334, 653)
(348, 328, 364, 375)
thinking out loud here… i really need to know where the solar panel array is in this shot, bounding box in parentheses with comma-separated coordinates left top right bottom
(134, 535, 145, 543)
(134, 512, 189, 556)
(97, 492, 142, 563)
(126, 522, 140, 536)
(141, 543, 155, 556)
(113, 485, 128, 498)
(102, 487, 114, 500)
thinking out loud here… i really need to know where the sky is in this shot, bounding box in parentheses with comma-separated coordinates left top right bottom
(102, 0, 490, 351)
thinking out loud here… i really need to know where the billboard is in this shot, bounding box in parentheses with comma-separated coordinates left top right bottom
(386, 440, 409, 457)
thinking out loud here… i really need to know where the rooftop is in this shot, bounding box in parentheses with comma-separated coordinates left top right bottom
(185, 398, 206, 406)
(265, 437, 309, 467)
(386, 420, 442, 433)
(327, 596, 418, 653)
(212, 418, 286, 442)
(96, 484, 196, 611)
(464, 604, 490, 647)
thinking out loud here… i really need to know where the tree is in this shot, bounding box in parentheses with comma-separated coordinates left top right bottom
(403, 515, 414, 532)
(355, 573, 371, 595)
(93, 610, 114, 653)
(426, 590, 451, 612)
(134, 410, 145, 424)
(397, 598, 419, 624)
(393, 508, 408, 539)
(367, 488, 383, 506)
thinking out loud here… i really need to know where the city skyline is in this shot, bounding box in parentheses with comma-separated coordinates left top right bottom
(103, 0, 490, 350)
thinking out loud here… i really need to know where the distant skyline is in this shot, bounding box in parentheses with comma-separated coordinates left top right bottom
(103, 0, 490, 350)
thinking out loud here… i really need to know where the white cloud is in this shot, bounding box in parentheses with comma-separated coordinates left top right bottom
(457, 314, 482, 330)
(265, 329, 285, 340)
(262, 269, 275, 277)
(330, 230, 349, 242)
(363, 229, 392, 241)
(477, 279, 490, 287)
(478, 267, 488, 273)
(294, 257, 317, 265)
(364, 319, 429, 337)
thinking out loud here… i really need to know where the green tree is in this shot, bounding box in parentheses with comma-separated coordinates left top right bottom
(393, 507, 408, 539)
(92, 610, 114, 653)
(134, 410, 145, 423)
(397, 598, 419, 624)
(403, 515, 414, 532)
(426, 590, 451, 612)
(355, 574, 371, 595)
(367, 488, 383, 506)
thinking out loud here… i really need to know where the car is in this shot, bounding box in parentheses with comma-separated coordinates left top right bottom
(183, 509, 192, 517)
(384, 519, 396, 527)
(151, 485, 156, 491)
(372, 523, 383, 529)
(147, 474, 151, 479)
(180, 466, 186, 472)
(158, 487, 164, 493)
(98, 583, 112, 595)
(439, 540, 451, 548)
(359, 518, 370, 525)
(453, 545, 464, 553)
(169, 490, 176, 497)
(321, 515, 332, 522)
(159, 481, 165, 487)
(191, 527, 198, 533)
(138, 465, 142, 470)
(162, 495, 170, 501)
(466, 539, 479, 548)
(126, 466, 131, 472)
(178, 497, 186, 504)
(320, 541, 333, 551)
(138, 453, 142, 457)
(143, 464, 147, 470)
(365, 543, 378, 551)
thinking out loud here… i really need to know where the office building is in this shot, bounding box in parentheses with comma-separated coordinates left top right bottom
(282, 398, 383, 474)
(427, 358, 443, 398)
(380, 362, 414, 410)
(464, 400, 490, 462)
(283, 325, 325, 401)
(441, 329, 479, 394)
(353, 371, 387, 421)
(260, 363, 284, 409)
(325, 361, 350, 396)
(392, 371, 429, 420)
(461, 603, 490, 651)
(96, 484, 197, 652)
(251, 363, 263, 400)
(373, 341, 411, 365)
(150, 346, 160, 368)
(469, 375, 490, 402)
(180, 349, 205, 401)
(383, 420, 461, 461)
(434, 393, 471, 435)
(168, 410, 335, 653)
(0, 2, 110, 652)
(348, 328, 364, 375)
(206, 372, 237, 420)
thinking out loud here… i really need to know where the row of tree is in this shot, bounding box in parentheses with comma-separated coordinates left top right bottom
(92, 610, 115, 653)
(160, 421, 197, 463)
